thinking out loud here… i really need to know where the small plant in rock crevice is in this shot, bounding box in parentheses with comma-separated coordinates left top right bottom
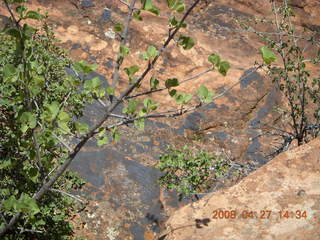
(156, 145, 230, 200)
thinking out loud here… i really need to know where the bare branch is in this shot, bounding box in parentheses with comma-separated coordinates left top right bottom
(111, 0, 137, 97)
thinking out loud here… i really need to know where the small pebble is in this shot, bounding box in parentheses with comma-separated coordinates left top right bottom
(104, 28, 116, 39)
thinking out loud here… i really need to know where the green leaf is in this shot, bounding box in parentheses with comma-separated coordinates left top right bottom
(17, 194, 40, 215)
(58, 111, 70, 132)
(22, 24, 37, 39)
(111, 127, 121, 142)
(141, 0, 160, 15)
(5, 28, 21, 38)
(260, 46, 277, 64)
(106, 86, 115, 96)
(97, 127, 106, 137)
(169, 16, 178, 26)
(134, 118, 145, 130)
(169, 16, 186, 28)
(114, 23, 123, 32)
(58, 111, 70, 122)
(2, 196, 17, 212)
(3, 193, 40, 216)
(25, 10, 44, 20)
(20, 112, 37, 133)
(169, 89, 177, 97)
(197, 85, 209, 97)
(208, 54, 220, 67)
(143, 98, 158, 111)
(84, 76, 101, 90)
(175, 93, 192, 104)
(30, 75, 45, 96)
(124, 65, 139, 77)
(197, 85, 214, 103)
(167, 0, 185, 12)
(73, 60, 97, 74)
(3, 64, 18, 82)
(29, 167, 39, 183)
(218, 61, 230, 76)
(75, 122, 89, 135)
(148, 45, 158, 57)
(167, 0, 176, 8)
(16, 5, 27, 16)
(46, 101, 60, 120)
(120, 45, 130, 56)
(0, 160, 12, 170)
(143, 98, 152, 108)
(165, 78, 179, 88)
(178, 35, 195, 50)
(133, 10, 143, 21)
(143, 45, 158, 60)
(97, 136, 109, 146)
(150, 76, 159, 90)
(122, 99, 139, 114)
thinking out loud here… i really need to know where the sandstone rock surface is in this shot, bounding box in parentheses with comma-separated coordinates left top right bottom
(164, 138, 320, 240)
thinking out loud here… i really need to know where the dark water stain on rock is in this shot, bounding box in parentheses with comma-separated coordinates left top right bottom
(80, 0, 95, 8)
(104, 58, 113, 69)
(129, 223, 145, 240)
(207, 131, 228, 141)
(250, 87, 280, 129)
(181, 111, 205, 131)
(240, 68, 263, 89)
(246, 87, 281, 165)
(70, 146, 165, 236)
(100, 8, 112, 22)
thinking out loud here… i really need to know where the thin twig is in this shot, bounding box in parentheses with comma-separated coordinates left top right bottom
(212, 65, 262, 100)
(52, 133, 73, 152)
(119, 0, 139, 10)
(49, 188, 85, 204)
(236, 29, 320, 44)
(17, 228, 43, 234)
(125, 68, 212, 100)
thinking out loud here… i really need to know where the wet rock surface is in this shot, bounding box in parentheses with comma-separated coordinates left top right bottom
(1, 0, 319, 239)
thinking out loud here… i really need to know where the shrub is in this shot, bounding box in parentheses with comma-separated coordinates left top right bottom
(157, 145, 229, 200)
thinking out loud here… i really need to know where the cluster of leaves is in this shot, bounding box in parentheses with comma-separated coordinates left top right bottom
(257, 1, 320, 146)
(157, 145, 230, 200)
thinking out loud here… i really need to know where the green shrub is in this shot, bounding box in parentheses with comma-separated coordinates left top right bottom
(157, 145, 229, 200)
